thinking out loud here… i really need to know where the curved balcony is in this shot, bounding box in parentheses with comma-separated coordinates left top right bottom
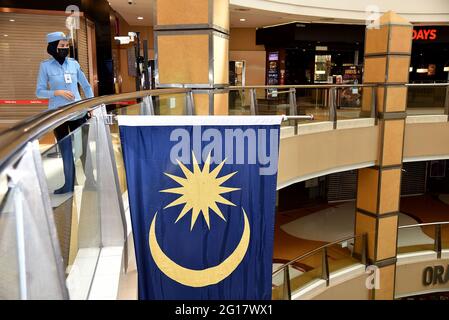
(272, 221, 449, 300)
(230, 0, 449, 23)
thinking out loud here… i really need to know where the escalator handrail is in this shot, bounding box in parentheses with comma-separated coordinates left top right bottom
(0, 88, 188, 171)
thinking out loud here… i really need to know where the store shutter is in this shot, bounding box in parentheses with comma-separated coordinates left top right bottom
(327, 170, 358, 202)
(0, 12, 89, 101)
(401, 162, 427, 196)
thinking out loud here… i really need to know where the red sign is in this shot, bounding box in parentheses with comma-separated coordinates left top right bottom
(0, 100, 137, 105)
(413, 29, 437, 41)
(0, 100, 48, 105)
(113, 100, 137, 105)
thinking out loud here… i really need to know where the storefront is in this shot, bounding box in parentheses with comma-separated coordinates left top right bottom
(410, 26, 449, 83)
(256, 23, 449, 86)
(256, 23, 365, 86)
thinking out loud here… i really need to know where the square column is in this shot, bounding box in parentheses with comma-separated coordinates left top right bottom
(355, 11, 412, 300)
(154, 0, 230, 115)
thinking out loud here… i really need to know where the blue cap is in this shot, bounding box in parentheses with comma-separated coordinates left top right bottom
(46, 31, 70, 43)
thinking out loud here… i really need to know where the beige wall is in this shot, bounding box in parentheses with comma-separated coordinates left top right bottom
(229, 28, 264, 51)
(396, 257, 449, 298)
(230, 51, 266, 86)
(278, 125, 379, 189)
(117, 47, 136, 93)
(229, 28, 266, 86)
(311, 273, 370, 300)
(277, 120, 449, 190)
(298, 256, 449, 299)
(403, 122, 449, 160)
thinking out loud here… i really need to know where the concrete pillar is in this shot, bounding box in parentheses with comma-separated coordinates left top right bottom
(154, 0, 229, 115)
(355, 11, 412, 300)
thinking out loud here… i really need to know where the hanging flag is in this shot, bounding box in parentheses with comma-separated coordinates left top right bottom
(118, 116, 282, 300)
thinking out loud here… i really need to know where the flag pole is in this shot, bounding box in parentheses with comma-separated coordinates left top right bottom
(281, 115, 314, 121)
(110, 114, 314, 124)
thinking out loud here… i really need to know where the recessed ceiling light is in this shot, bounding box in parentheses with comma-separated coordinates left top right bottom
(9, 19, 15, 22)
(239, 18, 246, 22)
(137, 16, 144, 20)
(4, 34, 8, 37)
(416, 68, 428, 73)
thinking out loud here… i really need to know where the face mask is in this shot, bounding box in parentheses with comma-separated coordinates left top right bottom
(57, 48, 69, 59)
(47, 41, 69, 65)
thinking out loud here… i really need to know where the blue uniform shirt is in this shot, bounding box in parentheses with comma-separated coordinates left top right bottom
(36, 57, 94, 110)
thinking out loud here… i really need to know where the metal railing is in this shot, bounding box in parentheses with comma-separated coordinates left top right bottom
(230, 84, 377, 118)
(230, 84, 378, 131)
(406, 83, 449, 115)
(0, 88, 190, 171)
(272, 233, 368, 300)
(398, 221, 449, 259)
(230, 82, 449, 125)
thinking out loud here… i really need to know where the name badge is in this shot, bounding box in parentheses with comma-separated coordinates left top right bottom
(64, 73, 72, 84)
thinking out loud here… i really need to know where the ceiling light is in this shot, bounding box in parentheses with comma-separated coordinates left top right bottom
(137, 16, 144, 20)
(114, 36, 131, 44)
(9, 19, 15, 22)
(416, 68, 428, 73)
(262, 21, 309, 29)
(239, 18, 246, 22)
(3, 34, 8, 37)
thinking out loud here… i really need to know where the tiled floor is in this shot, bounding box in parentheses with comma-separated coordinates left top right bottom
(269, 194, 449, 298)
(273, 195, 449, 271)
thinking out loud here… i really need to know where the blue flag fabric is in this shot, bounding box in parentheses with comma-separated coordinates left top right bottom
(118, 116, 282, 300)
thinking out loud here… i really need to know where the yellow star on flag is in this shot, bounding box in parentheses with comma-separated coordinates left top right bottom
(160, 153, 240, 230)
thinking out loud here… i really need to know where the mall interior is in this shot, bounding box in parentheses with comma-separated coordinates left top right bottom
(0, 0, 449, 300)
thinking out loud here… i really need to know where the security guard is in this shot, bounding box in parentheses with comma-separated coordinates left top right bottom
(36, 31, 94, 110)
(36, 32, 94, 194)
